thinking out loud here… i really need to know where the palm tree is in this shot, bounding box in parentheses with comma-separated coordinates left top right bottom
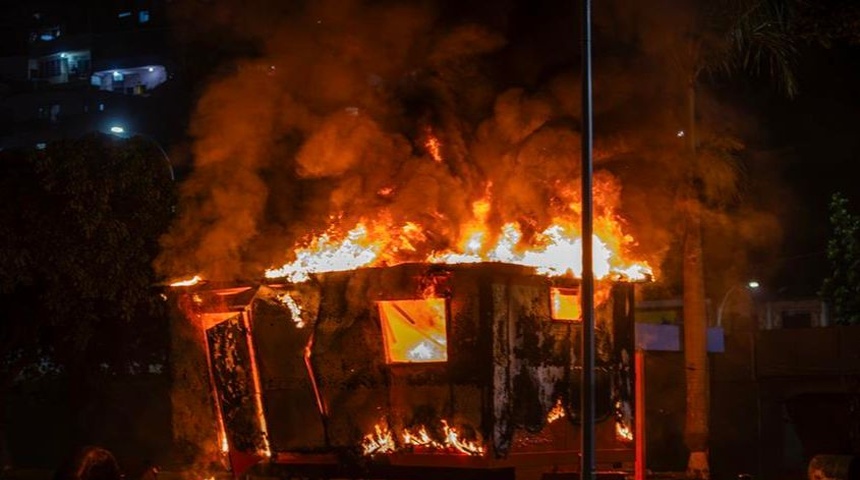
(669, 1, 798, 478)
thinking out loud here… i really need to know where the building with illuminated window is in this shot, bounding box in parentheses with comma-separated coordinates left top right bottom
(0, 0, 186, 153)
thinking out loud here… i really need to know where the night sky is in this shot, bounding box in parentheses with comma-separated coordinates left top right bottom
(743, 43, 860, 297)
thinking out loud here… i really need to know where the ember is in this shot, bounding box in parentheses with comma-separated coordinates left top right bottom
(276, 293, 304, 327)
(547, 398, 566, 424)
(218, 420, 229, 453)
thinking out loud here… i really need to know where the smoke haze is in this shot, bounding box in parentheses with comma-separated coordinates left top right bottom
(156, 0, 784, 287)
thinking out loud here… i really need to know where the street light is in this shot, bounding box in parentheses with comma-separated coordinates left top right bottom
(108, 124, 175, 182)
(716, 280, 760, 328)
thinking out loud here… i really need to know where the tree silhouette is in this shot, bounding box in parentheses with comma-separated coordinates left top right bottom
(820, 192, 860, 325)
(0, 133, 176, 466)
(659, 0, 799, 477)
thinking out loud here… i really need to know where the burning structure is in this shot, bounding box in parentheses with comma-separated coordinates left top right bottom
(170, 261, 641, 480)
(160, 3, 664, 478)
(164, 90, 654, 479)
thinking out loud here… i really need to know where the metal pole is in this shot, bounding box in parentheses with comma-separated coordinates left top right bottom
(716, 281, 759, 328)
(139, 134, 176, 182)
(580, 0, 595, 479)
(716, 285, 740, 328)
(111, 128, 176, 182)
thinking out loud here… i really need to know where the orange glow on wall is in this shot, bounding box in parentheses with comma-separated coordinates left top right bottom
(377, 298, 448, 363)
(551, 287, 581, 321)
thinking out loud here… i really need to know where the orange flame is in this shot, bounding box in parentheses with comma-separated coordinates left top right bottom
(402, 425, 438, 448)
(440, 419, 484, 455)
(276, 293, 304, 327)
(265, 220, 426, 282)
(263, 174, 652, 283)
(362, 419, 484, 456)
(547, 398, 566, 424)
(264, 210, 651, 283)
(170, 275, 202, 287)
(616, 421, 633, 442)
(361, 423, 396, 455)
(217, 414, 229, 454)
(424, 127, 443, 163)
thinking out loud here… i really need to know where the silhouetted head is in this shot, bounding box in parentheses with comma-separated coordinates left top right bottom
(54, 446, 122, 480)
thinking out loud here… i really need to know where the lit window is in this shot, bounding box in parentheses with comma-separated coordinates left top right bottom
(99, 103, 105, 111)
(139, 10, 150, 23)
(377, 298, 448, 363)
(35, 142, 46, 150)
(550, 287, 581, 321)
(118, 11, 132, 18)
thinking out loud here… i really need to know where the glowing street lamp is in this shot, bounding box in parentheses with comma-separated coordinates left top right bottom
(107, 124, 174, 182)
(716, 280, 760, 328)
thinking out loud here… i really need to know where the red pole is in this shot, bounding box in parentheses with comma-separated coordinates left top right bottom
(635, 349, 646, 480)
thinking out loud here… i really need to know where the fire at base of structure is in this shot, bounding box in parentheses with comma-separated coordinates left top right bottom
(172, 262, 638, 478)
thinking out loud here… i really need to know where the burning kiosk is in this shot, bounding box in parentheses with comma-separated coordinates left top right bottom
(172, 261, 639, 480)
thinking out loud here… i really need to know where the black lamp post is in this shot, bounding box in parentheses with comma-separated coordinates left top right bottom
(580, 1, 595, 480)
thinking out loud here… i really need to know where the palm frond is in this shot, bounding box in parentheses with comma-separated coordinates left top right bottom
(704, 0, 800, 97)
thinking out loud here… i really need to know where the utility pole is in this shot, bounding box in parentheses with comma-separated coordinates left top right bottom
(580, 0, 595, 480)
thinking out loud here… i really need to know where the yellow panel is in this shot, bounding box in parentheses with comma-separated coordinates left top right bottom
(377, 298, 448, 363)
(551, 287, 581, 321)
(201, 312, 240, 330)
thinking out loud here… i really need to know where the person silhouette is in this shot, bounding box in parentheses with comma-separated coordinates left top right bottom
(53, 446, 123, 480)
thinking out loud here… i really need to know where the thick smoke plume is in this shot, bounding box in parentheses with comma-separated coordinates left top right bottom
(156, 0, 782, 285)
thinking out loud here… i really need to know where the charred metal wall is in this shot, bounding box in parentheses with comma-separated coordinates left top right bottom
(207, 313, 268, 453)
(174, 263, 637, 462)
(251, 284, 324, 451)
